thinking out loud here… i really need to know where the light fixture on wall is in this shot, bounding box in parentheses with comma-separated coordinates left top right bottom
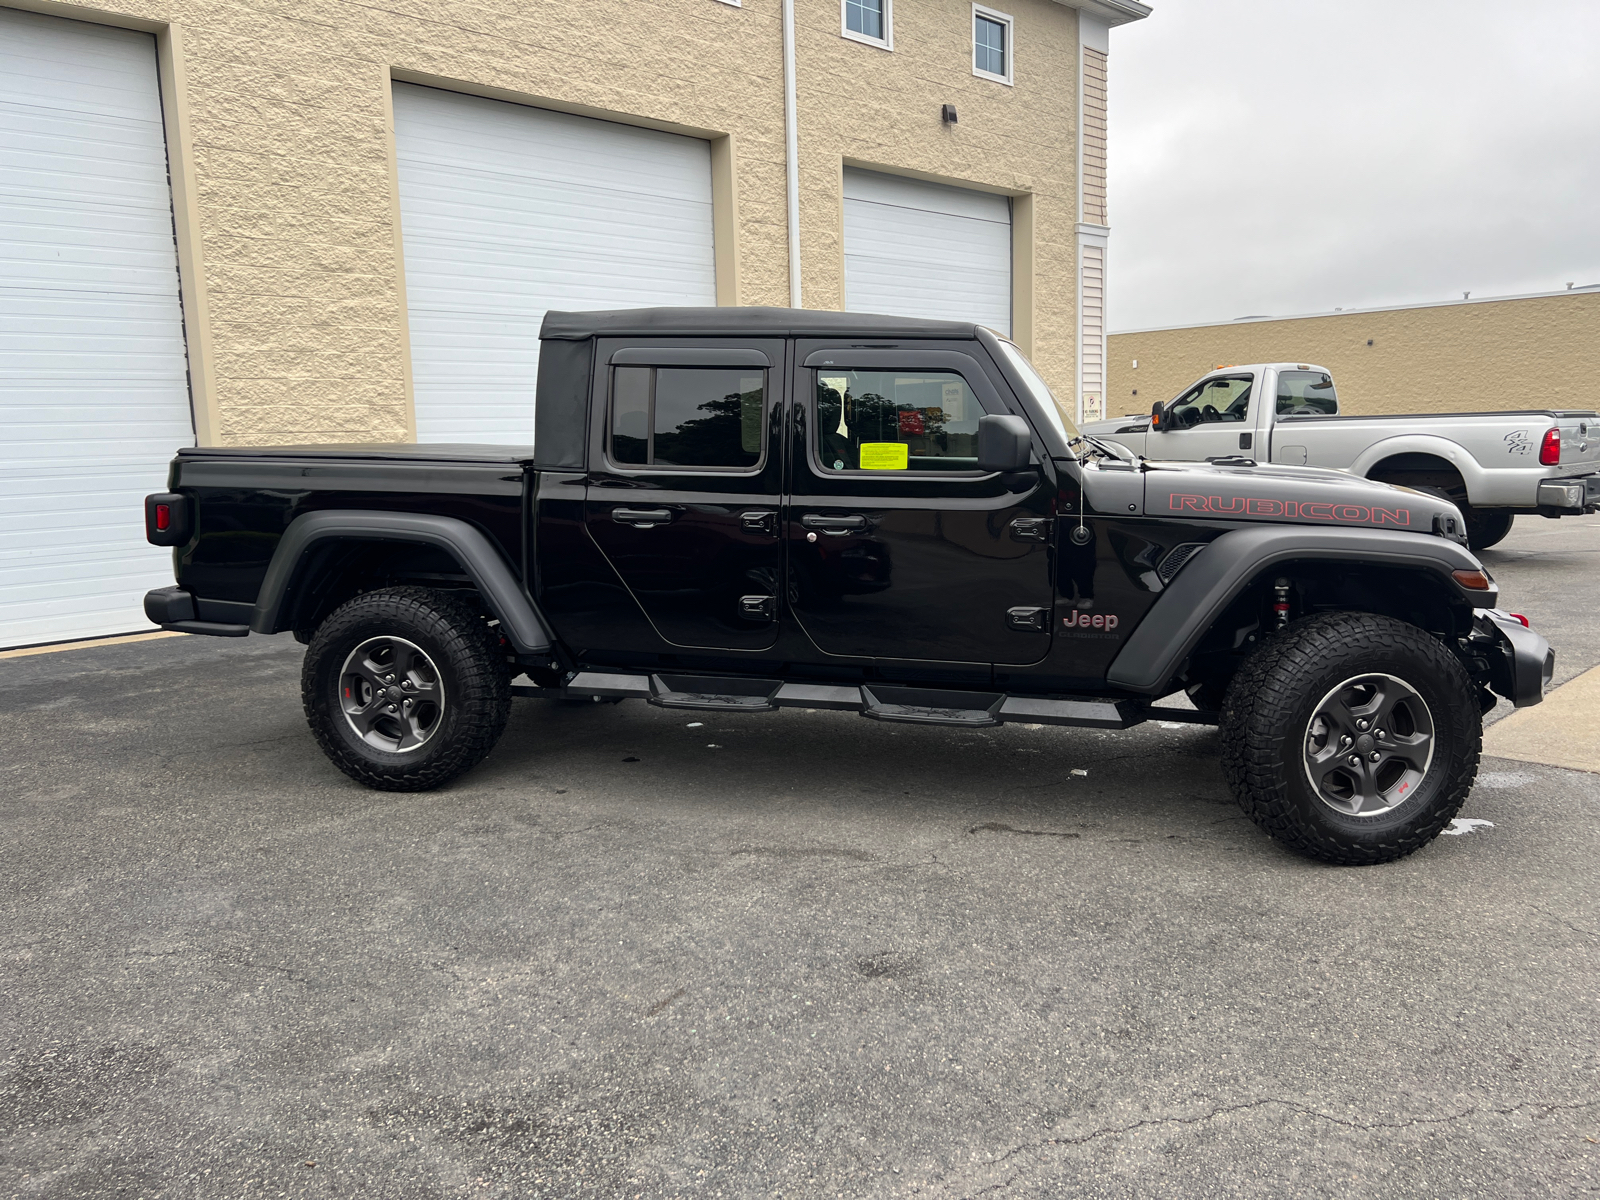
(941, 103, 958, 124)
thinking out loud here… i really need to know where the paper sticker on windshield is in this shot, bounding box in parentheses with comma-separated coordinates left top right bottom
(859, 442, 909, 470)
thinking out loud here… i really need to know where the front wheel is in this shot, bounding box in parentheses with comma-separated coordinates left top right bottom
(1220, 612, 1481, 865)
(302, 587, 510, 791)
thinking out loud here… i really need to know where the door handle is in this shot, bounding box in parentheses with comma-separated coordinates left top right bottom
(740, 510, 777, 535)
(612, 507, 674, 528)
(800, 513, 867, 535)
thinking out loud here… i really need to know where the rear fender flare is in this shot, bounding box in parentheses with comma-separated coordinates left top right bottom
(251, 510, 553, 655)
(1350, 434, 1487, 495)
(1106, 525, 1492, 696)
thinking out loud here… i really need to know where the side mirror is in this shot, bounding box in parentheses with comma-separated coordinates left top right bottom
(1150, 400, 1166, 430)
(977, 414, 1033, 472)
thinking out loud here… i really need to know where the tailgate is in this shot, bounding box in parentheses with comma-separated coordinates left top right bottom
(1553, 413, 1600, 473)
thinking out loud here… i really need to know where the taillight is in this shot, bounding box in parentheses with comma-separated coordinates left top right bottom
(1509, 612, 1530, 627)
(1539, 428, 1561, 465)
(144, 492, 188, 545)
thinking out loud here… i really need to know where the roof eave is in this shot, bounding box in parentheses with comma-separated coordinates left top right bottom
(1055, 0, 1153, 27)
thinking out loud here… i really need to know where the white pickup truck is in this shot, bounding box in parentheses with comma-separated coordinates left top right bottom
(1082, 363, 1600, 548)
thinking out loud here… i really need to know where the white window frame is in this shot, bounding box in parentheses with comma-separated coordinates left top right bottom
(972, 4, 1014, 85)
(841, 0, 893, 51)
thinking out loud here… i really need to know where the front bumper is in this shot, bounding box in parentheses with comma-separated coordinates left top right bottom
(1472, 609, 1554, 708)
(1536, 474, 1600, 513)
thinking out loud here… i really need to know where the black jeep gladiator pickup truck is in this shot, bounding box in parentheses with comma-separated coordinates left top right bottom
(141, 307, 1553, 865)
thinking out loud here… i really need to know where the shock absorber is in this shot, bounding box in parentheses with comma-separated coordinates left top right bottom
(1273, 577, 1292, 630)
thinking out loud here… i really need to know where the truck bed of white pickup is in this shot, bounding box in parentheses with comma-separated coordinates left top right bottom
(1083, 362, 1600, 549)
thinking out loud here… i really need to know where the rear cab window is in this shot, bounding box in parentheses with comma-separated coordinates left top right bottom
(1276, 370, 1338, 417)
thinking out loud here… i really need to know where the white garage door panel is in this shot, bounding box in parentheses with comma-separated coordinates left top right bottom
(0, 10, 193, 649)
(843, 168, 1012, 336)
(394, 84, 717, 444)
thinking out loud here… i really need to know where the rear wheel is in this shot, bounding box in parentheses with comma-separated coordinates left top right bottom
(1220, 612, 1480, 865)
(302, 587, 510, 791)
(1463, 507, 1514, 550)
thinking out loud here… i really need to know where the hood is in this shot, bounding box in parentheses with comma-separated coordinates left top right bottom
(1135, 459, 1466, 542)
(1082, 415, 1151, 437)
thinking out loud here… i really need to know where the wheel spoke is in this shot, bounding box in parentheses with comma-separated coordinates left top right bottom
(346, 697, 388, 735)
(1349, 760, 1386, 815)
(1383, 731, 1432, 771)
(387, 639, 419, 681)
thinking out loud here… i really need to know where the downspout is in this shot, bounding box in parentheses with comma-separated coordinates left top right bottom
(782, 0, 802, 307)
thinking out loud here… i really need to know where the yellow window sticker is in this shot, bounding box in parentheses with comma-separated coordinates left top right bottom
(858, 442, 909, 470)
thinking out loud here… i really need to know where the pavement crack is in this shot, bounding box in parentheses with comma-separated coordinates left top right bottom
(644, 987, 686, 1017)
(953, 1097, 1600, 1195)
(967, 822, 1080, 839)
(1537, 906, 1600, 940)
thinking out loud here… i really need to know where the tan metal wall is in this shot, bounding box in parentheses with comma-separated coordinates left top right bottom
(9, 0, 1088, 445)
(1107, 290, 1600, 418)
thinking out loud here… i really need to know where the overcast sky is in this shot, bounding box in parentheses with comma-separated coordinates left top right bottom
(1105, 0, 1600, 331)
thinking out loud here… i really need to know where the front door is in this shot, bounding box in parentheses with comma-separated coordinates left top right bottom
(584, 340, 784, 650)
(1149, 373, 1256, 461)
(785, 344, 1056, 666)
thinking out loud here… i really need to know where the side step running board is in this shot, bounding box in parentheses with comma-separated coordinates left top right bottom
(509, 672, 1201, 729)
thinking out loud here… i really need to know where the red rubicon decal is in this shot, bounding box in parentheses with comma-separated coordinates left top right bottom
(1167, 493, 1411, 526)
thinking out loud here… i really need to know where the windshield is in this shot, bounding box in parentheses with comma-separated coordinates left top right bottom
(994, 339, 1080, 446)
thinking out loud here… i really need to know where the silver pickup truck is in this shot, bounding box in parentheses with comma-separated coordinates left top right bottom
(1082, 363, 1600, 548)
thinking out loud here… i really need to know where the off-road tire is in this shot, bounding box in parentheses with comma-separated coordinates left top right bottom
(1463, 507, 1515, 551)
(1219, 611, 1480, 865)
(302, 587, 511, 791)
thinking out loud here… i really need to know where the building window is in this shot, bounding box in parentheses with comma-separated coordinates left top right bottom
(973, 5, 1013, 84)
(843, 0, 891, 49)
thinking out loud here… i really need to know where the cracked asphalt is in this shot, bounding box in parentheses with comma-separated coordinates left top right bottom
(4, 515, 1599, 1198)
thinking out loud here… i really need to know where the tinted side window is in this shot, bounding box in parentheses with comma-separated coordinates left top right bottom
(815, 369, 987, 472)
(1169, 376, 1253, 427)
(609, 367, 765, 469)
(1276, 370, 1338, 417)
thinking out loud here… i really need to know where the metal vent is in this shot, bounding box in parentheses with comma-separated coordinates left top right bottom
(1157, 542, 1207, 584)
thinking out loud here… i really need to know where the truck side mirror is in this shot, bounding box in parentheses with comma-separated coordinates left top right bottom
(1150, 401, 1166, 430)
(977, 414, 1033, 472)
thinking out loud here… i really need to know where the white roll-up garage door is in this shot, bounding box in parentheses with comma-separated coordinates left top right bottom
(393, 84, 718, 444)
(0, 10, 193, 649)
(842, 168, 1012, 336)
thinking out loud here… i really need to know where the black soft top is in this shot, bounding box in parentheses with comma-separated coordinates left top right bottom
(540, 306, 983, 341)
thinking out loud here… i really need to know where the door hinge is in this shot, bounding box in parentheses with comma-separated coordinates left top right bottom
(739, 594, 776, 621)
(1006, 606, 1048, 632)
(1009, 517, 1050, 543)
(740, 510, 777, 535)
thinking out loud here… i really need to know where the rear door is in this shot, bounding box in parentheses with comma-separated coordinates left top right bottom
(785, 344, 1055, 666)
(583, 340, 784, 650)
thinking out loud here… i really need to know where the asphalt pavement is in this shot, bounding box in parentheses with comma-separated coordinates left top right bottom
(3, 514, 1598, 1198)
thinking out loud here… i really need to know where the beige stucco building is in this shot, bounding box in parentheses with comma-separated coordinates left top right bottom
(1, 0, 1150, 647)
(1108, 286, 1600, 418)
(5, 0, 1148, 445)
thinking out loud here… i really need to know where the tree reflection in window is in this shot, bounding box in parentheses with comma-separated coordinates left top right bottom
(610, 367, 764, 469)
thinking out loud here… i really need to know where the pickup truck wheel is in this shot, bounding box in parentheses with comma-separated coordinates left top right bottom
(301, 587, 510, 791)
(1463, 507, 1514, 550)
(1219, 612, 1480, 865)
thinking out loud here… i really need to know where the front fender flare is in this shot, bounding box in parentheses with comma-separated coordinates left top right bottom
(250, 510, 554, 655)
(1106, 525, 1492, 696)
